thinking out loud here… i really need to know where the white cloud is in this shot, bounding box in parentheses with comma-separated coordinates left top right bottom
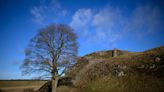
(70, 5, 162, 49)
(30, 0, 67, 25)
(92, 6, 122, 29)
(70, 9, 93, 30)
(92, 6, 123, 43)
(31, 7, 44, 24)
(70, 7, 123, 48)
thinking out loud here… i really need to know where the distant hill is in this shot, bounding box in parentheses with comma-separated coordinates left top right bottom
(83, 46, 164, 62)
(85, 49, 131, 59)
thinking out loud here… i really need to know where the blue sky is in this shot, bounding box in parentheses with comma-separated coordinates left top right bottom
(0, 0, 163, 79)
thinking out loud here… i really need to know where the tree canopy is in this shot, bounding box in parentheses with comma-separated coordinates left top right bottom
(21, 24, 78, 79)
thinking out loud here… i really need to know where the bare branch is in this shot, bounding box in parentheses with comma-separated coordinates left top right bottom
(21, 24, 78, 79)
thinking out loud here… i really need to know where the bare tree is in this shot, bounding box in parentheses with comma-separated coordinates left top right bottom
(21, 24, 78, 92)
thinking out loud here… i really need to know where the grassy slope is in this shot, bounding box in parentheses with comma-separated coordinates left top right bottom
(66, 46, 164, 92)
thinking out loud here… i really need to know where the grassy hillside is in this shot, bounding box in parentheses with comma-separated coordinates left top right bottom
(65, 46, 164, 92)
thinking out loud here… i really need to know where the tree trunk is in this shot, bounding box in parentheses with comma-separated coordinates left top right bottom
(52, 77, 59, 92)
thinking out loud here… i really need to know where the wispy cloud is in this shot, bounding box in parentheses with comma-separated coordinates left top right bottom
(123, 5, 162, 37)
(92, 6, 123, 44)
(30, 0, 67, 25)
(31, 1, 163, 50)
(31, 6, 44, 24)
(69, 6, 124, 48)
(70, 5, 163, 49)
(70, 9, 93, 30)
(70, 9, 93, 37)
